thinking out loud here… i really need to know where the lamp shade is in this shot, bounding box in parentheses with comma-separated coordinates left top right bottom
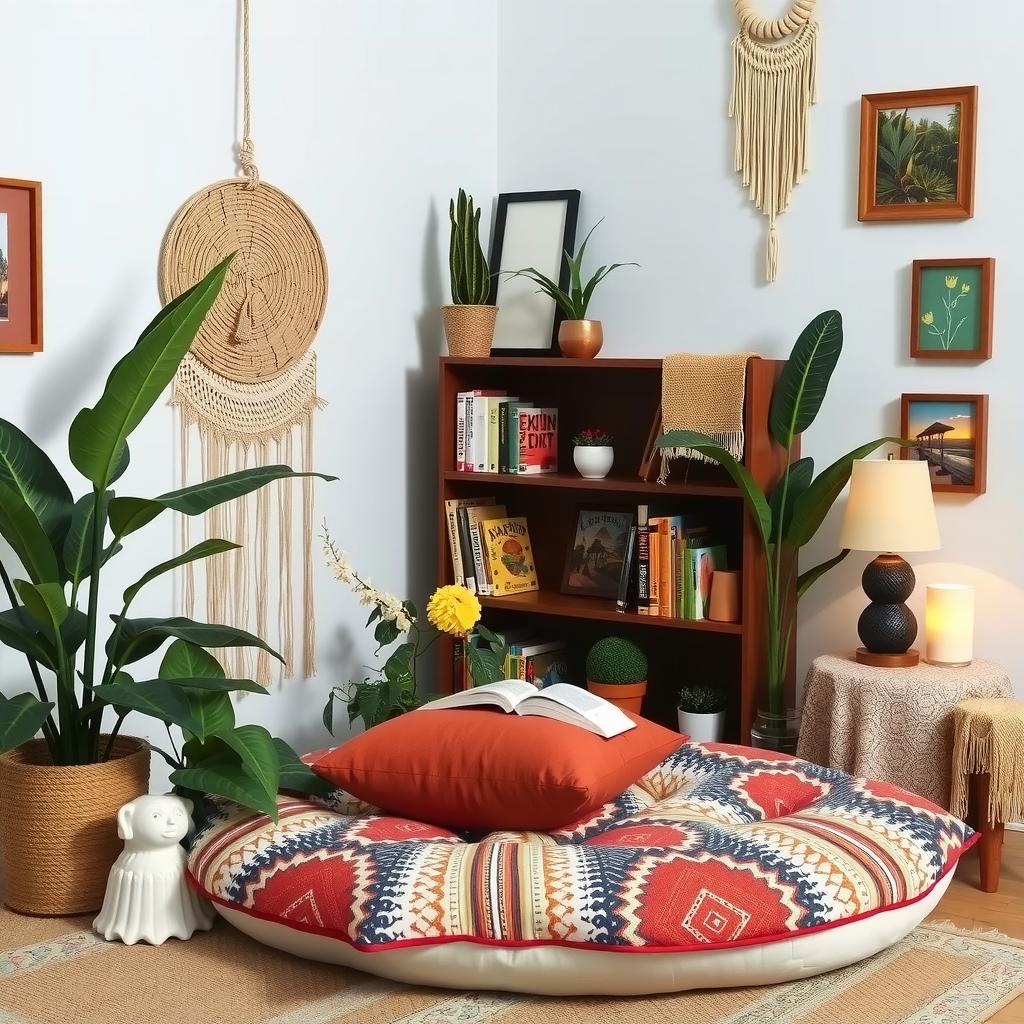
(839, 459, 940, 552)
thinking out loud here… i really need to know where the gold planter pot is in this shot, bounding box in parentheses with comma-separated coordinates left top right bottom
(441, 304, 497, 357)
(0, 737, 151, 915)
(558, 319, 604, 359)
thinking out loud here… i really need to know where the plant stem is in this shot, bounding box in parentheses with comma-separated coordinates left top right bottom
(101, 711, 128, 761)
(83, 486, 107, 760)
(165, 722, 181, 764)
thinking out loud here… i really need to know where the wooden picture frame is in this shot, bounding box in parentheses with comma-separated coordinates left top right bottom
(900, 392, 988, 495)
(561, 506, 635, 600)
(858, 86, 977, 222)
(910, 258, 994, 360)
(488, 190, 580, 355)
(0, 177, 43, 354)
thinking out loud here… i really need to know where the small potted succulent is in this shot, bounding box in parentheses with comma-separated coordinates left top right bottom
(507, 220, 637, 359)
(442, 188, 496, 357)
(585, 636, 647, 713)
(677, 685, 727, 743)
(572, 427, 615, 479)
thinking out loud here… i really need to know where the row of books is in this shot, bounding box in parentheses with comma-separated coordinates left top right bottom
(616, 505, 727, 619)
(444, 496, 539, 597)
(455, 629, 570, 690)
(455, 389, 558, 475)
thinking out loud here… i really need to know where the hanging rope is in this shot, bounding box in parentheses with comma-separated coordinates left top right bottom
(238, 0, 260, 188)
(729, 0, 819, 282)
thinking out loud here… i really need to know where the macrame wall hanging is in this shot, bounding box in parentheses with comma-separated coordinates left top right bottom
(160, 0, 328, 684)
(729, 0, 819, 282)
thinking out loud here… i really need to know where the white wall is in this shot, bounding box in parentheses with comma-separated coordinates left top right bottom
(0, 0, 496, 773)
(497, 0, 1024, 694)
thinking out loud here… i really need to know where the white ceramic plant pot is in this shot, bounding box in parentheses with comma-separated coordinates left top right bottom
(677, 709, 725, 744)
(573, 445, 614, 479)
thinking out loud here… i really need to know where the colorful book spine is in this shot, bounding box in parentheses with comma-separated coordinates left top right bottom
(648, 516, 662, 617)
(685, 544, 727, 619)
(616, 525, 637, 614)
(517, 408, 558, 474)
(456, 393, 468, 471)
(456, 506, 478, 594)
(636, 505, 650, 615)
(507, 401, 533, 474)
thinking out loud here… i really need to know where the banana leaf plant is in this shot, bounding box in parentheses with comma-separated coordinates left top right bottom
(0, 255, 336, 819)
(657, 310, 903, 718)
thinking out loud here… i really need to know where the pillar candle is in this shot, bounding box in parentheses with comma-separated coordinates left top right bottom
(925, 584, 975, 667)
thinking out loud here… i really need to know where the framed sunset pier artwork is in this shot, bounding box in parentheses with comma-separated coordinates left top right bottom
(911, 258, 993, 360)
(901, 393, 988, 495)
(0, 177, 43, 354)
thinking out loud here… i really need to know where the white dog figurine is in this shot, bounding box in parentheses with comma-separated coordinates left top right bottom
(93, 794, 216, 945)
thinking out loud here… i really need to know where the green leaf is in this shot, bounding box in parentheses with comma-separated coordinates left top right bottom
(580, 262, 638, 318)
(797, 550, 850, 599)
(0, 481, 60, 584)
(170, 753, 280, 821)
(68, 255, 233, 488)
(60, 608, 89, 660)
(0, 419, 73, 548)
(14, 580, 69, 630)
(184, 690, 235, 742)
(0, 608, 57, 668)
(273, 738, 334, 797)
(63, 492, 114, 585)
(159, 638, 225, 681)
(767, 457, 814, 544)
(107, 497, 164, 540)
(216, 724, 279, 807)
(374, 616, 401, 648)
(467, 643, 504, 686)
(91, 677, 205, 737)
(122, 538, 239, 607)
(383, 641, 415, 681)
(0, 692, 55, 753)
(768, 310, 844, 450)
(656, 429, 772, 548)
(323, 693, 335, 735)
(108, 615, 283, 668)
(786, 438, 905, 548)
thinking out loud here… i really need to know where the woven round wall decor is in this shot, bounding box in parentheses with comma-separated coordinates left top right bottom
(159, 179, 328, 383)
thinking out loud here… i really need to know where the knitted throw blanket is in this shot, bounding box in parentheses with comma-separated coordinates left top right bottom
(950, 698, 1024, 824)
(659, 352, 756, 482)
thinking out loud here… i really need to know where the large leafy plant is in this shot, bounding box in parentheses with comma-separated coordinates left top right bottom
(658, 311, 901, 717)
(0, 255, 335, 818)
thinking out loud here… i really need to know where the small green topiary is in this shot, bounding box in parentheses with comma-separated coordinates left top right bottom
(677, 684, 727, 715)
(586, 637, 648, 685)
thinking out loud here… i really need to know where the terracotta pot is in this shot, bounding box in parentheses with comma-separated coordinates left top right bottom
(0, 736, 151, 915)
(558, 319, 603, 359)
(587, 679, 647, 715)
(441, 304, 497, 357)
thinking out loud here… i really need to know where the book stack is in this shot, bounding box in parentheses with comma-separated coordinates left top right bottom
(455, 390, 558, 475)
(444, 497, 538, 597)
(454, 630, 570, 691)
(616, 504, 727, 620)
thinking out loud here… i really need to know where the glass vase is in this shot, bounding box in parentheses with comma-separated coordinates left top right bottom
(750, 708, 801, 755)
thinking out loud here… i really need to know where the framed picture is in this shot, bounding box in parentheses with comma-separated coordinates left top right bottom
(488, 190, 580, 355)
(858, 86, 977, 222)
(0, 177, 43, 354)
(911, 258, 993, 360)
(561, 507, 634, 599)
(900, 393, 988, 495)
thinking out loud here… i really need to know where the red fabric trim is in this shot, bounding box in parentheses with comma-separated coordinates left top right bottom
(188, 831, 977, 956)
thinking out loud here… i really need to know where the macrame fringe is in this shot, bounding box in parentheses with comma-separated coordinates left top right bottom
(950, 720, 1024, 825)
(659, 430, 747, 483)
(171, 351, 324, 686)
(730, 17, 818, 282)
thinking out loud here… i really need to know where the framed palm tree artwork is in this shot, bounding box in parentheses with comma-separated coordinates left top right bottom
(858, 86, 977, 221)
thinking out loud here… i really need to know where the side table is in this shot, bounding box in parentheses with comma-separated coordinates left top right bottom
(796, 654, 1012, 809)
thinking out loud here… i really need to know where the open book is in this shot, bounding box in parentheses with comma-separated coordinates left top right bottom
(421, 681, 636, 739)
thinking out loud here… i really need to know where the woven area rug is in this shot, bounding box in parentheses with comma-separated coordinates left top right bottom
(1, 910, 1022, 1024)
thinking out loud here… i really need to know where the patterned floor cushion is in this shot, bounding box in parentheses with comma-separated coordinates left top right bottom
(187, 742, 977, 996)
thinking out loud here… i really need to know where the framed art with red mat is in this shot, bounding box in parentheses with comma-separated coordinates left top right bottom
(0, 178, 42, 354)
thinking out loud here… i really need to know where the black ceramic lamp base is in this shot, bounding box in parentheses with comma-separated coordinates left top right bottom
(855, 553, 920, 668)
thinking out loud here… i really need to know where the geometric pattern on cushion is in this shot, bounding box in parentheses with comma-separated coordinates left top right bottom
(187, 742, 975, 953)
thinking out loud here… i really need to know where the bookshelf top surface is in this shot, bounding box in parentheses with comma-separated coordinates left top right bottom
(441, 356, 664, 370)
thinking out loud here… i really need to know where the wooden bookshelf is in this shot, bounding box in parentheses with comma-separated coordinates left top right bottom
(436, 355, 796, 743)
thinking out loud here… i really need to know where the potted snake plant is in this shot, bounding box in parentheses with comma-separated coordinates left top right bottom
(442, 188, 496, 357)
(0, 256, 335, 915)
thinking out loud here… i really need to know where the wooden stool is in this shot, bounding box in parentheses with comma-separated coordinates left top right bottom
(950, 697, 1024, 893)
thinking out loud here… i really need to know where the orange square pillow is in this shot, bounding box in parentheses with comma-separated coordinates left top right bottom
(312, 708, 683, 831)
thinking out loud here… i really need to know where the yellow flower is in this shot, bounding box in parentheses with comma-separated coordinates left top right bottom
(945, 275, 958, 289)
(921, 311, 934, 325)
(961, 282, 971, 294)
(427, 585, 481, 635)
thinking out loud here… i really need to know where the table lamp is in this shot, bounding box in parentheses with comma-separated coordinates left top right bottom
(838, 457, 940, 667)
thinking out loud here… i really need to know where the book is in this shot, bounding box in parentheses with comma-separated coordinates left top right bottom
(636, 504, 650, 615)
(500, 400, 532, 474)
(444, 496, 496, 585)
(615, 525, 638, 613)
(674, 523, 711, 616)
(464, 391, 506, 473)
(456, 393, 469, 471)
(465, 503, 506, 597)
(684, 544, 727, 619)
(647, 516, 664, 616)
(480, 516, 538, 596)
(521, 641, 570, 688)
(517, 407, 558, 474)
(456, 506, 479, 593)
(421, 681, 636, 738)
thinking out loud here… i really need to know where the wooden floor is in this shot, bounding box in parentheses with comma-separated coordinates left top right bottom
(928, 829, 1024, 1022)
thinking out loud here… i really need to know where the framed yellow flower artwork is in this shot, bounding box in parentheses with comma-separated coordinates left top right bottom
(910, 258, 993, 360)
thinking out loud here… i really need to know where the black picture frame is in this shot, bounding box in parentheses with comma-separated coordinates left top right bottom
(561, 506, 635, 600)
(488, 189, 581, 356)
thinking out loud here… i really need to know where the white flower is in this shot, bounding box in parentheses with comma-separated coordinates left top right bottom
(358, 582, 379, 606)
(395, 611, 414, 633)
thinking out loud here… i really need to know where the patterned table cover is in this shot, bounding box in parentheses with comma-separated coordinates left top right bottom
(798, 655, 1012, 809)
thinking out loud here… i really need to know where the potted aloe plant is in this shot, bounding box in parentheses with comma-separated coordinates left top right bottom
(508, 220, 637, 359)
(0, 255, 335, 915)
(658, 311, 903, 753)
(585, 636, 647, 714)
(442, 188, 496, 357)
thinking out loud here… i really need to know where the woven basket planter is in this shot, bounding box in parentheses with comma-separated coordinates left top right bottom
(0, 737, 150, 916)
(441, 304, 496, 357)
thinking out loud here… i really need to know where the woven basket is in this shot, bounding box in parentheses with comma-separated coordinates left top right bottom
(441, 304, 497, 357)
(0, 737, 150, 915)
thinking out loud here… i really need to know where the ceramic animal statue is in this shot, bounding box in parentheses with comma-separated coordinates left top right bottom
(93, 794, 215, 945)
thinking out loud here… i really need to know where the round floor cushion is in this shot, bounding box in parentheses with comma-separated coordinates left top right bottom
(187, 742, 976, 996)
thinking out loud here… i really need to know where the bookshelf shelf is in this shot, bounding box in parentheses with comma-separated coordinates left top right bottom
(436, 355, 796, 742)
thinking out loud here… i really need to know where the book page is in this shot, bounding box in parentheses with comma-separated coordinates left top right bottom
(517, 683, 636, 738)
(420, 679, 537, 714)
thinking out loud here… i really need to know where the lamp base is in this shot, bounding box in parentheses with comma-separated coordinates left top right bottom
(856, 647, 920, 668)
